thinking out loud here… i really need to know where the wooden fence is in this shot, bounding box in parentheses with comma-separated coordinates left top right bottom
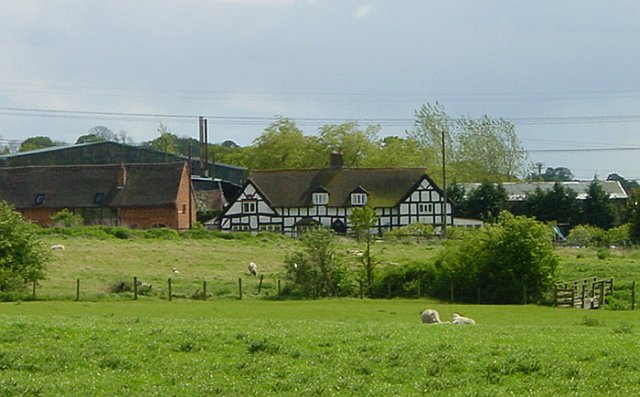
(554, 277, 614, 309)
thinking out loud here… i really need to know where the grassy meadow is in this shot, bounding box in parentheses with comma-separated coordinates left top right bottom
(2, 233, 640, 395)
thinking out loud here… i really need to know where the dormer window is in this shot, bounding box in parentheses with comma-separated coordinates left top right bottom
(351, 193, 368, 206)
(242, 200, 257, 213)
(312, 192, 329, 206)
(34, 193, 45, 205)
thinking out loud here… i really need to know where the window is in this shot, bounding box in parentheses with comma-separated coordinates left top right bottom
(419, 203, 433, 214)
(351, 193, 367, 206)
(181, 203, 187, 214)
(259, 224, 282, 232)
(242, 200, 257, 213)
(34, 193, 45, 205)
(94, 192, 105, 205)
(312, 192, 329, 205)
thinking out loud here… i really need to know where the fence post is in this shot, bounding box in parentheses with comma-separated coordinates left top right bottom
(133, 276, 138, 300)
(257, 275, 264, 294)
(32, 280, 37, 299)
(168, 278, 172, 301)
(277, 279, 281, 295)
(203, 281, 207, 300)
(600, 281, 606, 307)
(632, 281, 636, 310)
(238, 278, 243, 300)
(581, 284, 586, 309)
(359, 280, 364, 299)
(76, 278, 80, 302)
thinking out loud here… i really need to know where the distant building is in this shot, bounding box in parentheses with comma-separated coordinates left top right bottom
(459, 180, 628, 202)
(0, 141, 246, 216)
(0, 162, 195, 229)
(218, 153, 453, 236)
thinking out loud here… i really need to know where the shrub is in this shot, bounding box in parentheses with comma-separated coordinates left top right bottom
(567, 225, 606, 247)
(371, 261, 436, 298)
(0, 201, 49, 294)
(433, 211, 558, 304)
(50, 209, 84, 227)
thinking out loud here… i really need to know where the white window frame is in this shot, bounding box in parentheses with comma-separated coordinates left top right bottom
(312, 192, 329, 206)
(351, 193, 368, 206)
(242, 200, 257, 213)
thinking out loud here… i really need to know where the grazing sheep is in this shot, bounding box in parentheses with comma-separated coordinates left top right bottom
(451, 313, 476, 325)
(50, 244, 66, 250)
(420, 308, 442, 324)
(136, 280, 152, 295)
(172, 267, 180, 274)
(248, 262, 258, 276)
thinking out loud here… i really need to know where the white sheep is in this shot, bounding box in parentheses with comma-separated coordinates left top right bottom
(451, 313, 476, 325)
(420, 308, 442, 324)
(248, 262, 258, 276)
(50, 244, 66, 250)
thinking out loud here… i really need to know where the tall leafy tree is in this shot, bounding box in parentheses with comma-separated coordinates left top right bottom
(19, 136, 61, 152)
(460, 182, 508, 222)
(523, 182, 581, 226)
(0, 202, 49, 293)
(583, 180, 617, 229)
(249, 117, 323, 170)
(317, 122, 379, 167)
(144, 123, 179, 155)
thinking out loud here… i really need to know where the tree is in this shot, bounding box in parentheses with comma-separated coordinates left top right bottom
(365, 136, 427, 168)
(523, 182, 581, 226)
(284, 228, 352, 297)
(144, 123, 179, 155)
(317, 122, 379, 167)
(51, 209, 84, 227)
(0, 201, 49, 293)
(435, 212, 558, 304)
(349, 206, 379, 295)
(459, 182, 508, 222)
(628, 191, 640, 243)
(75, 134, 106, 144)
(543, 167, 574, 182)
(19, 136, 58, 152)
(249, 117, 323, 169)
(583, 180, 617, 229)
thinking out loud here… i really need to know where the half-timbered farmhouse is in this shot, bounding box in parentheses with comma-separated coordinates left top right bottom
(0, 162, 196, 229)
(218, 154, 453, 236)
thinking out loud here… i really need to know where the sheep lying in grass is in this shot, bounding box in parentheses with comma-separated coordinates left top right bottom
(421, 309, 442, 324)
(451, 313, 476, 325)
(50, 244, 66, 250)
(248, 262, 258, 276)
(136, 280, 152, 295)
(420, 309, 477, 325)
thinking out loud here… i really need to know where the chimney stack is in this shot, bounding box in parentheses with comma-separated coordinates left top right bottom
(116, 162, 127, 189)
(330, 150, 344, 168)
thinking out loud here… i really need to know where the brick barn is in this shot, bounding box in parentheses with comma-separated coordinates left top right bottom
(0, 162, 196, 229)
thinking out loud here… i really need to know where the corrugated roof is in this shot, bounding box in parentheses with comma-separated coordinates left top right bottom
(0, 162, 187, 209)
(248, 167, 429, 208)
(459, 181, 628, 201)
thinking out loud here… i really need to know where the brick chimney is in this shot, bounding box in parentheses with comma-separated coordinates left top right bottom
(116, 162, 127, 189)
(330, 150, 343, 168)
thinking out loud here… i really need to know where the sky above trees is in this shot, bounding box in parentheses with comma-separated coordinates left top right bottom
(1, 1, 640, 179)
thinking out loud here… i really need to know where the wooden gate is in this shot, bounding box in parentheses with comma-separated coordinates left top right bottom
(554, 277, 613, 309)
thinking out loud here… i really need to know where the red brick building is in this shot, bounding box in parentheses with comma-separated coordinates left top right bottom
(0, 162, 196, 229)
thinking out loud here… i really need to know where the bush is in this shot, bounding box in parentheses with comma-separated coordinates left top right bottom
(284, 228, 354, 298)
(567, 225, 607, 247)
(51, 209, 84, 227)
(433, 211, 558, 304)
(371, 261, 436, 298)
(0, 201, 49, 293)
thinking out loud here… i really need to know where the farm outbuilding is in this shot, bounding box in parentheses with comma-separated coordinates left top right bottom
(0, 162, 196, 229)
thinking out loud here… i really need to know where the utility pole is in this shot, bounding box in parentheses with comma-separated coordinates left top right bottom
(441, 130, 447, 239)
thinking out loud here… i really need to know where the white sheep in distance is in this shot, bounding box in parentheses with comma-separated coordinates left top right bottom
(451, 313, 476, 325)
(50, 244, 66, 250)
(420, 308, 442, 324)
(248, 262, 258, 276)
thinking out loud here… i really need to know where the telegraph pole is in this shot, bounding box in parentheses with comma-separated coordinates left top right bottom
(441, 130, 447, 239)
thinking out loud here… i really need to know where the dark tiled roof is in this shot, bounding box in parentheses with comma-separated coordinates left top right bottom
(248, 167, 429, 208)
(0, 162, 187, 209)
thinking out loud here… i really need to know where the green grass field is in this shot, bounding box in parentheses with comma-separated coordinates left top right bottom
(3, 234, 640, 395)
(2, 300, 640, 396)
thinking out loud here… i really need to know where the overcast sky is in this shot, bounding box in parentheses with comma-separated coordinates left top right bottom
(1, 1, 639, 180)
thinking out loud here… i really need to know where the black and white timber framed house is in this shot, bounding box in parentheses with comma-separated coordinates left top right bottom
(218, 154, 453, 236)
